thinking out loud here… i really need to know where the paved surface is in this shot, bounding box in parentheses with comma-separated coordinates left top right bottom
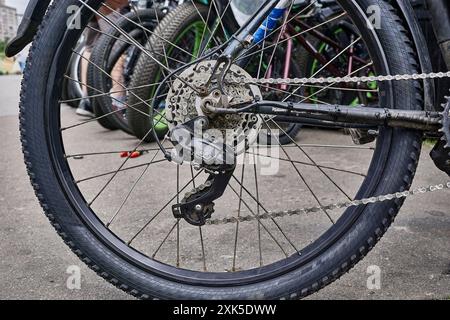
(0, 74, 449, 300)
(0, 76, 22, 117)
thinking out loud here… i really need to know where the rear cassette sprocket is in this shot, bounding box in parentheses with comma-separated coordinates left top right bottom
(430, 94, 450, 175)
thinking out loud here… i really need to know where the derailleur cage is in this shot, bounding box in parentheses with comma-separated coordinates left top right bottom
(172, 165, 235, 226)
(169, 116, 237, 226)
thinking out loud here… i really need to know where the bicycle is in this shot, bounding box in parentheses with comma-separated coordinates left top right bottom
(5, 0, 450, 299)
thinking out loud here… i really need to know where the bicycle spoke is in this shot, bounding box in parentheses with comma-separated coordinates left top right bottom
(268, 120, 355, 200)
(256, 26, 269, 80)
(236, 12, 347, 63)
(59, 81, 164, 104)
(252, 152, 263, 267)
(187, 166, 208, 271)
(188, 0, 221, 50)
(282, 36, 362, 102)
(82, 1, 173, 71)
(227, 184, 288, 258)
(186, 166, 208, 271)
(130, 1, 152, 44)
(190, 166, 197, 189)
(231, 154, 246, 272)
(261, 1, 295, 80)
(67, 53, 170, 122)
(262, 118, 335, 225)
(152, 221, 178, 259)
(297, 83, 378, 93)
(233, 0, 319, 62)
(231, 175, 300, 253)
(60, 75, 168, 131)
(295, 62, 374, 104)
(260, 144, 374, 150)
(64, 72, 169, 109)
(87, 121, 163, 206)
(75, 159, 167, 184)
(81, 1, 200, 93)
(176, 165, 181, 268)
(199, 226, 207, 271)
(99, 1, 197, 60)
(86, 24, 186, 66)
(245, 150, 366, 177)
(210, 0, 231, 42)
(200, 0, 234, 58)
(310, 36, 361, 80)
(253, 82, 332, 105)
(66, 147, 170, 159)
(145, 0, 171, 77)
(128, 169, 204, 245)
(254, 1, 295, 81)
(107, 139, 167, 227)
(196, 0, 215, 58)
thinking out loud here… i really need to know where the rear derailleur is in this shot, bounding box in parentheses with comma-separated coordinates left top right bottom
(170, 117, 236, 226)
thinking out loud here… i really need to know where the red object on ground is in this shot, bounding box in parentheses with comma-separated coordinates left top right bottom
(130, 151, 141, 159)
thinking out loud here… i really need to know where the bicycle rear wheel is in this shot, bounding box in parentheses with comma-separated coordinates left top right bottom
(21, 0, 423, 299)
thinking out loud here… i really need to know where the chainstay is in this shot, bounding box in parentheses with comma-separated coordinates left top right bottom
(206, 182, 450, 225)
(230, 71, 450, 85)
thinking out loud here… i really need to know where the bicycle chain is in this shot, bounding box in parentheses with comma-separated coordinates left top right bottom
(202, 71, 450, 226)
(232, 71, 450, 86)
(206, 182, 450, 225)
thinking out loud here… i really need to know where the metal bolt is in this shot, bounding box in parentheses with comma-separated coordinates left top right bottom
(243, 35, 254, 47)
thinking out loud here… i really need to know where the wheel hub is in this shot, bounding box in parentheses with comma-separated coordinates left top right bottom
(166, 60, 262, 161)
(166, 61, 262, 226)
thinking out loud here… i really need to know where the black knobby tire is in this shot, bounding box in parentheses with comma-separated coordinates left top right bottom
(87, 10, 161, 133)
(20, 0, 423, 299)
(126, 3, 210, 142)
